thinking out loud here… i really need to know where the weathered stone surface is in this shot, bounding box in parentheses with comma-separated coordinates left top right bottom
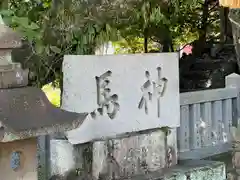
(63, 54, 180, 144)
(49, 129, 177, 180)
(92, 129, 177, 179)
(50, 140, 75, 175)
(0, 87, 88, 143)
(92, 130, 167, 179)
(130, 160, 225, 180)
(0, 50, 12, 65)
(0, 63, 29, 88)
(229, 126, 240, 179)
(0, 15, 22, 49)
(180, 160, 225, 180)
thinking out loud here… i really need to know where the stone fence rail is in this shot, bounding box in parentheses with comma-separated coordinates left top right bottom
(178, 73, 240, 160)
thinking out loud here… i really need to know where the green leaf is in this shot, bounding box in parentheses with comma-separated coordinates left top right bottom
(2, 16, 13, 25)
(82, 35, 88, 45)
(72, 40, 78, 44)
(22, 28, 40, 41)
(12, 16, 29, 28)
(35, 43, 44, 54)
(88, 25, 95, 35)
(66, 33, 72, 42)
(28, 22, 40, 30)
(50, 46, 61, 54)
(43, 2, 51, 8)
(0, 10, 14, 16)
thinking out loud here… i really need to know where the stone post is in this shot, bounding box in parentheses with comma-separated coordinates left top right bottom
(225, 73, 240, 180)
(226, 73, 240, 127)
(226, 73, 240, 88)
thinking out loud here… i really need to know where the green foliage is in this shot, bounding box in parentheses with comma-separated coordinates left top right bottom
(0, 9, 42, 45)
(113, 38, 145, 54)
(113, 37, 159, 54)
(113, 0, 219, 53)
(0, 0, 122, 87)
(0, 0, 221, 88)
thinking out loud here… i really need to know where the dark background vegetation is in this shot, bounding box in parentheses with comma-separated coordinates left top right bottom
(0, 0, 239, 95)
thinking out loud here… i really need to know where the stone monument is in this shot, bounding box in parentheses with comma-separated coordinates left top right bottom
(61, 53, 180, 179)
(58, 53, 227, 180)
(63, 54, 180, 143)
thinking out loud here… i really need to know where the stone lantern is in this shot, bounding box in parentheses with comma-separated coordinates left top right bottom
(0, 15, 88, 142)
(0, 15, 89, 180)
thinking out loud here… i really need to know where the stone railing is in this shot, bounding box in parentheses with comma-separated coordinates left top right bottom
(178, 73, 240, 160)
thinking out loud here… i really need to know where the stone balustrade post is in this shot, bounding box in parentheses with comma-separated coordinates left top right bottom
(226, 73, 240, 180)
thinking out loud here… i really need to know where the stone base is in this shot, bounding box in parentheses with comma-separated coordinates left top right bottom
(130, 160, 226, 180)
(92, 128, 177, 179)
(49, 128, 177, 179)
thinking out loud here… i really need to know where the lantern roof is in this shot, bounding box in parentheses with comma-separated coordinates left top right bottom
(0, 87, 89, 142)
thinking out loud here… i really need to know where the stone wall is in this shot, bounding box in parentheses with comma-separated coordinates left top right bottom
(49, 129, 177, 179)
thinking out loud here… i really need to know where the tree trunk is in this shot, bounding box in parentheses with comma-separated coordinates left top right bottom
(192, 0, 209, 56)
(220, 7, 233, 44)
(199, 0, 209, 44)
(162, 39, 174, 52)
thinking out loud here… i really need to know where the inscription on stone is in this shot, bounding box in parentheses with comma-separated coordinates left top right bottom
(138, 67, 168, 117)
(62, 53, 180, 144)
(91, 70, 120, 119)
